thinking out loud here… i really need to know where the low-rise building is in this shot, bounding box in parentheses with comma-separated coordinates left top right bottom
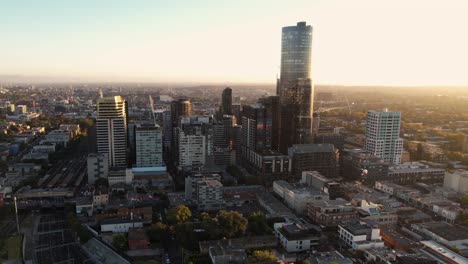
(42, 129, 71, 147)
(362, 248, 396, 263)
(117, 207, 153, 223)
(257, 192, 296, 220)
(108, 167, 133, 186)
(76, 198, 94, 216)
(242, 149, 291, 185)
(273, 180, 329, 214)
(443, 169, 468, 194)
(93, 187, 108, 208)
(432, 202, 461, 223)
(208, 244, 247, 264)
(379, 227, 417, 251)
(357, 200, 398, 226)
(307, 199, 357, 227)
(59, 124, 81, 138)
(387, 162, 445, 185)
(128, 228, 149, 250)
(199, 235, 277, 254)
(32, 143, 56, 153)
(131, 166, 171, 190)
(338, 220, 384, 250)
(100, 217, 144, 233)
(411, 222, 468, 252)
(9, 163, 41, 176)
(223, 185, 265, 207)
(395, 254, 438, 264)
(396, 207, 432, 227)
(418, 240, 468, 264)
(23, 152, 48, 161)
(310, 250, 352, 264)
(274, 222, 321, 253)
(301, 171, 343, 199)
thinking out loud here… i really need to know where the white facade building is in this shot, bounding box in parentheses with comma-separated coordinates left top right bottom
(444, 170, 468, 194)
(177, 129, 207, 168)
(274, 222, 321, 253)
(196, 179, 225, 211)
(100, 217, 144, 233)
(42, 130, 71, 147)
(338, 221, 384, 250)
(108, 168, 134, 186)
(365, 110, 403, 164)
(273, 180, 329, 214)
(16, 105, 27, 114)
(32, 144, 56, 153)
(87, 153, 109, 184)
(185, 173, 221, 200)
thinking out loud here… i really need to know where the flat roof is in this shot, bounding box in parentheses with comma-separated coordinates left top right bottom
(132, 166, 166, 172)
(101, 216, 143, 225)
(420, 240, 468, 263)
(82, 238, 130, 264)
(416, 222, 468, 241)
(309, 198, 352, 208)
(278, 223, 321, 240)
(290, 144, 335, 153)
(340, 220, 374, 236)
(200, 179, 223, 187)
(128, 228, 148, 241)
(313, 251, 353, 264)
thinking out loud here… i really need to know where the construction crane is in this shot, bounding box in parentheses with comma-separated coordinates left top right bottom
(149, 95, 156, 123)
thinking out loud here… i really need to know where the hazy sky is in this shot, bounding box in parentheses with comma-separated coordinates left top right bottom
(1, 0, 468, 85)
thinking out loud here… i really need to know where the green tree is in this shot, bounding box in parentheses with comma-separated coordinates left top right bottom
(247, 212, 272, 236)
(248, 250, 277, 263)
(94, 177, 109, 187)
(174, 222, 196, 250)
(461, 194, 468, 209)
(218, 210, 248, 238)
(167, 205, 192, 224)
(77, 118, 94, 130)
(0, 160, 8, 172)
(112, 234, 127, 253)
(148, 222, 169, 243)
(0, 205, 14, 221)
(201, 217, 223, 240)
(199, 212, 210, 221)
(65, 207, 92, 243)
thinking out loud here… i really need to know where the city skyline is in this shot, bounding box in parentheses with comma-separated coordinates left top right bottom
(2, 0, 468, 86)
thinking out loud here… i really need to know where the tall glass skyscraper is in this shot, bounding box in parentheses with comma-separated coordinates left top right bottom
(277, 22, 314, 154)
(221, 87, 233, 115)
(280, 22, 312, 83)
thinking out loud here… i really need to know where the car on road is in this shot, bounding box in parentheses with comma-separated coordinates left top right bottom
(164, 254, 171, 264)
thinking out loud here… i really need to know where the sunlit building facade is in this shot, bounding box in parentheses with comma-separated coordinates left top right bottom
(96, 96, 127, 166)
(277, 22, 314, 154)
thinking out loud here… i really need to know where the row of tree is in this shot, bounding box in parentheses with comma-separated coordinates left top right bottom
(149, 205, 274, 251)
(65, 205, 92, 244)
